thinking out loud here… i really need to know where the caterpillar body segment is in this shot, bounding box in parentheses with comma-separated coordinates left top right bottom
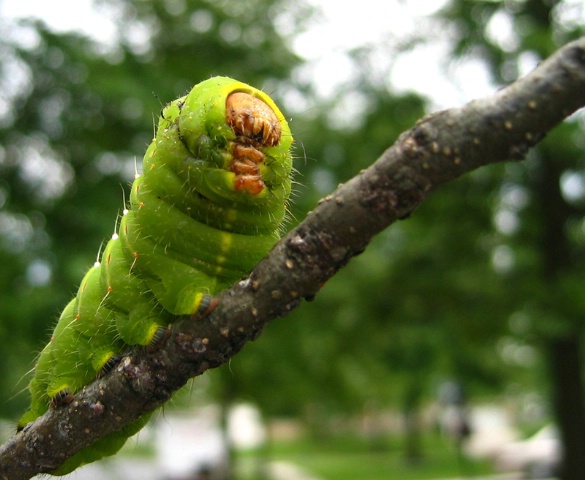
(18, 77, 293, 475)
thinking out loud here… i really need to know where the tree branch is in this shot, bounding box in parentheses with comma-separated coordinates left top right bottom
(2, 36, 584, 480)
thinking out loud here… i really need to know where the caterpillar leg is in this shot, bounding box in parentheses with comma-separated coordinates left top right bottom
(50, 388, 74, 408)
(192, 293, 219, 319)
(46, 361, 86, 409)
(110, 304, 167, 347)
(94, 352, 122, 379)
(145, 324, 171, 352)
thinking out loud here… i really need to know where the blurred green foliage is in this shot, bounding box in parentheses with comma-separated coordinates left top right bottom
(0, 0, 582, 475)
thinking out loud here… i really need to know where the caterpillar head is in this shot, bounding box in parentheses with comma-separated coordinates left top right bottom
(162, 77, 293, 207)
(226, 91, 281, 148)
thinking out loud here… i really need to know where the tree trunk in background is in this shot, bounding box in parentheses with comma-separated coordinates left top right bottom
(547, 336, 585, 480)
(537, 152, 585, 480)
(402, 383, 423, 464)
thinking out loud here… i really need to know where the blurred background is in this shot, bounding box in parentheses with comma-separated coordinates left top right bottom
(0, 1, 583, 479)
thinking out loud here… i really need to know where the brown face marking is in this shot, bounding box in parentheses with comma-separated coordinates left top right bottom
(231, 144, 264, 176)
(232, 159, 260, 176)
(234, 174, 265, 195)
(226, 92, 281, 147)
(232, 143, 265, 164)
(226, 92, 282, 195)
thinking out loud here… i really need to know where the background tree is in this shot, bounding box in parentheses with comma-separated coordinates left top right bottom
(439, 2, 585, 478)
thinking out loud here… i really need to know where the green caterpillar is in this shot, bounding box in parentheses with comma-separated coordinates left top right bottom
(17, 76, 293, 475)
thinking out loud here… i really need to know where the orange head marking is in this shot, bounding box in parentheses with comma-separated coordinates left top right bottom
(234, 175, 265, 195)
(226, 92, 281, 147)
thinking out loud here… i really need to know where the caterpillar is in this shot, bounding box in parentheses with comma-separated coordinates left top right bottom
(16, 76, 293, 475)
